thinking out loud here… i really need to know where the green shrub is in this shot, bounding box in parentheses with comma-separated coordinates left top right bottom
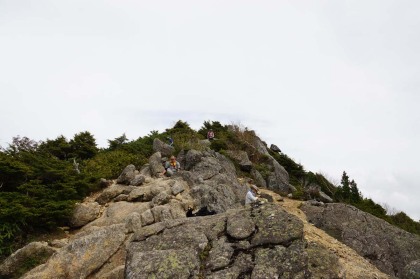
(84, 150, 147, 180)
(210, 140, 228, 152)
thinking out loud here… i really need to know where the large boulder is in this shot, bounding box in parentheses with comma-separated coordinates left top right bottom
(402, 260, 420, 279)
(116, 164, 136, 185)
(301, 202, 420, 278)
(304, 183, 333, 203)
(148, 152, 165, 177)
(126, 204, 343, 278)
(225, 150, 253, 172)
(0, 241, 55, 278)
(22, 224, 127, 279)
(153, 138, 174, 157)
(95, 184, 136, 205)
(266, 157, 295, 195)
(185, 150, 247, 213)
(85, 201, 151, 229)
(129, 174, 145, 186)
(69, 202, 101, 228)
(251, 169, 267, 188)
(270, 144, 281, 153)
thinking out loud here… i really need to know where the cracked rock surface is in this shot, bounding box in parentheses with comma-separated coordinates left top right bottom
(125, 204, 343, 279)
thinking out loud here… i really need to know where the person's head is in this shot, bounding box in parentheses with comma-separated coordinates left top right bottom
(250, 187, 257, 194)
(170, 155, 176, 162)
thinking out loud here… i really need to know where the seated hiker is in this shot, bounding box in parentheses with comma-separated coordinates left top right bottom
(245, 186, 259, 205)
(207, 129, 215, 141)
(163, 155, 180, 177)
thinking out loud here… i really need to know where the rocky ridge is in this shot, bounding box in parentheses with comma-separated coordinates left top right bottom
(1, 136, 419, 278)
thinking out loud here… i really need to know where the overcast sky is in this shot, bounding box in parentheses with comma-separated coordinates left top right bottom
(1, 1, 419, 220)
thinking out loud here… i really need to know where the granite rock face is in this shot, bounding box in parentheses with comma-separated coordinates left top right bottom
(0, 241, 56, 278)
(125, 204, 344, 279)
(152, 138, 175, 157)
(21, 224, 127, 279)
(225, 150, 253, 172)
(116, 164, 136, 185)
(301, 202, 420, 278)
(69, 202, 101, 228)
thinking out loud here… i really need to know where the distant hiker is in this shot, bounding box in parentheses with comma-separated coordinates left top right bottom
(167, 136, 174, 146)
(245, 188, 258, 205)
(163, 155, 180, 177)
(207, 129, 215, 141)
(245, 187, 259, 205)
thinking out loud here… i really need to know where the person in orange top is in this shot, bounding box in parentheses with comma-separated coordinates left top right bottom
(163, 155, 180, 177)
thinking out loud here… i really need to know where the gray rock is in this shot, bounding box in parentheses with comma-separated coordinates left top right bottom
(225, 150, 253, 172)
(125, 212, 142, 233)
(184, 149, 203, 170)
(128, 185, 153, 202)
(69, 202, 101, 228)
(304, 183, 334, 203)
(140, 209, 155, 226)
(116, 164, 136, 185)
(22, 224, 127, 279)
(151, 191, 171, 206)
(252, 241, 309, 278)
(319, 190, 334, 203)
(153, 138, 175, 157)
(85, 201, 150, 229)
(253, 135, 270, 156)
(125, 204, 320, 279)
(402, 260, 420, 279)
(139, 164, 152, 177)
(125, 248, 200, 279)
(151, 205, 173, 222)
(129, 174, 145, 186)
(226, 210, 255, 240)
(149, 152, 165, 177)
(307, 242, 345, 278)
(301, 202, 420, 278)
(0, 241, 55, 278)
(251, 169, 267, 188)
(96, 184, 136, 205)
(99, 178, 112, 188)
(266, 157, 294, 195)
(98, 265, 125, 279)
(199, 139, 211, 148)
(207, 237, 234, 271)
(186, 151, 247, 213)
(171, 180, 186, 195)
(251, 204, 303, 247)
(113, 194, 129, 202)
(270, 144, 281, 153)
(50, 238, 69, 248)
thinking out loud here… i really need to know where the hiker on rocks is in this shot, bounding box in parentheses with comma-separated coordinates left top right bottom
(245, 187, 259, 205)
(167, 136, 174, 146)
(163, 155, 180, 177)
(207, 129, 215, 141)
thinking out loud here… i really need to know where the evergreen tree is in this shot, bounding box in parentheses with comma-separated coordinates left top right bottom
(38, 135, 71, 160)
(108, 133, 128, 150)
(349, 179, 362, 204)
(69, 131, 98, 160)
(341, 171, 351, 201)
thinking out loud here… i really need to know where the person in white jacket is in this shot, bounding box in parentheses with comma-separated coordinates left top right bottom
(245, 187, 259, 205)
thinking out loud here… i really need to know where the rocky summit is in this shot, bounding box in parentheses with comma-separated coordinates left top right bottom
(1, 128, 419, 279)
